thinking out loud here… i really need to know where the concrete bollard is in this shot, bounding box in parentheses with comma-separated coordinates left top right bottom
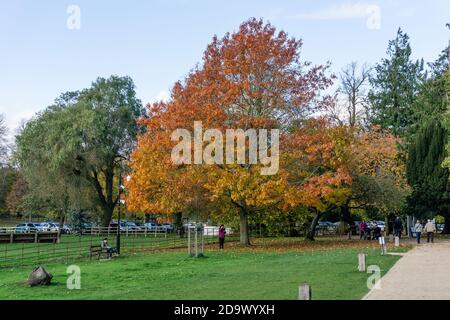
(299, 283, 312, 300)
(395, 236, 400, 247)
(379, 236, 387, 255)
(358, 253, 366, 272)
(389, 234, 394, 242)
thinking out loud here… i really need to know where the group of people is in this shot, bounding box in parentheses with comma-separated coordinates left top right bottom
(359, 217, 438, 245)
(358, 221, 383, 240)
(413, 219, 437, 244)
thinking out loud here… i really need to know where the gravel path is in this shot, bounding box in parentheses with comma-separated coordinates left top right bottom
(364, 241, 450, 300)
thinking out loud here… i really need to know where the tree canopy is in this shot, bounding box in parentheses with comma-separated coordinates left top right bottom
(15, 75, 145, 225)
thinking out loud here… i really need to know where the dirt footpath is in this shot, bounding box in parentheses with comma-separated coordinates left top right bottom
(364, 241, 450, 300)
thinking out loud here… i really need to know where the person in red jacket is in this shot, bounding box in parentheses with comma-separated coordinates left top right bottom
(218, 225, 226, 249)
(359, 221, 368, 240)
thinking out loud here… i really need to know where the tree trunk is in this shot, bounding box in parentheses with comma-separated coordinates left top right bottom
(239, 209, 251, 246)
(341, 203, 353, 224)
(174, 212, 184, 238)
(305, 211, 321, 241)
(384, 214, 394, 236)
(101, 205, 114, 227)
(443, 216, 450, 234)
(58, 214, 65, 229)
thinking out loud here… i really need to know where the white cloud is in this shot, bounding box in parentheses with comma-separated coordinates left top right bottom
(153, 90, 171, 103)
(292, 2, 377, 20)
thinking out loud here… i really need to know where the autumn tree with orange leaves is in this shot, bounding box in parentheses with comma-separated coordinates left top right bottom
(349, 128, 409, 234)
(126, 19, 342, 245)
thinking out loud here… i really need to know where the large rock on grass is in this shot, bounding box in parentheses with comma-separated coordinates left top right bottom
(27, 266, 53, 287)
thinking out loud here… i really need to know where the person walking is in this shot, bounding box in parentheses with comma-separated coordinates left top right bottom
(424, 219, 436, 243)
(218, 225, 226, 249)
(413, 220, 423, 244)
(394, 217, 403, 239)
(359, 221, 368, 240)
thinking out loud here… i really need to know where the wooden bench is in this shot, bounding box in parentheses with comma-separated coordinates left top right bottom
(89, 245, 115, 260)
(37, 232, 59, 243)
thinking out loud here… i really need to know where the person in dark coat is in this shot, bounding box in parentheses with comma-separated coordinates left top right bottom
(393, 217, 403, 239)
(373, 225, 382, 240)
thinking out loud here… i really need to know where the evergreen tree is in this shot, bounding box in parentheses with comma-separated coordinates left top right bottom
(368, 28, 425, 136)
(410, 51, 450, 136)
(407, 119, 450, 233)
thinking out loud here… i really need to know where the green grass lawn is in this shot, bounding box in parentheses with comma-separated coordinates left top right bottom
(0, 242, 403, 300)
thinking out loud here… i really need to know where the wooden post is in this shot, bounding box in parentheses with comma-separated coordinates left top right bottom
(395, 236, 400, 247)
(10, 233, 13, 244)
(299, 283, 312, 300)
(34, 232, 38, 244)
(358, 253, 366, 272)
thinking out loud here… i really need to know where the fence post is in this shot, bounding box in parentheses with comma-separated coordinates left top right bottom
(78, 236, 81, 257)
(10, 233, 13, 244)
(299, 283, 312, 300)
(4, 242, 7, 266)
(37, 241, 40, 264)
(358, 253, 366, 272)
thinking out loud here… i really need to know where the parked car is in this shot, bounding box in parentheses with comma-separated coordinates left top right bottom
(161, 223, 174, 232)
(316, 221, 334, 231)
(15, 223, 38, 233)
(109, 222, 127, 232)
(437, 224, 444, 232)
(39, 222, 60, 232)
(123, 221, 141, 231)
(371, 221, 385, 232)
(60, 224, 72, 234)
(34, 223, 45, 232)
(144, 222, 164, 231)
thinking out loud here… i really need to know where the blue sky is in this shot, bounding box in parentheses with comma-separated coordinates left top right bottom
(1, 0, 449, 138)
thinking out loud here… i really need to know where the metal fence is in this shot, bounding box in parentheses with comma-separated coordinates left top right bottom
(0, 227, 237, 269)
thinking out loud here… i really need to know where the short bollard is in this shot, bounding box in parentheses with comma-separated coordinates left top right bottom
(389, 234, 394, 242)
(379, 236, 387, 255)
(358, 253, 366, 272)
(299, 283, 311, 300)
(394, 236, 400, 247)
